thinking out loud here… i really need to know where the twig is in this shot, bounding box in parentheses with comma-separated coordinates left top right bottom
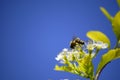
(94, 62, 111, 80)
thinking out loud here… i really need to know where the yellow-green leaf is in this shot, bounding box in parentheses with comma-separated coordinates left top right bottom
(117, 0, 120, 7)
(96, 48, 120, 76)
(100, 7, 113, 22)
(112, 11, 120, 41)
(87, 31, 110, 48)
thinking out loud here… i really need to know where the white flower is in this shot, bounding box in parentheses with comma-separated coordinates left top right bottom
(85, 40, 108, 51)
(85, 40, 96, 50)
(66, 52, 73, 61)
(94, 41, 108, 49)
(55, 53, 64, 61)
(67, 50, 80, 61)
(62, 48, 68, 52)
(72, 50, 81, 59)
(55, 48, 82, 63)
(55, 48, 68, 63)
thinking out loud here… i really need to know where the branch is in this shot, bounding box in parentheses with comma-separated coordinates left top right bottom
(94, 62, 111, 80)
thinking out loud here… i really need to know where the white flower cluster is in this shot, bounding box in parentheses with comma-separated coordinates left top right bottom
(55, 40, 108, 63)
(55, 48, 82, 64)
(85, 40, 108, 50)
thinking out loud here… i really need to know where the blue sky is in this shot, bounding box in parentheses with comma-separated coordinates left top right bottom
(1, 0, 120, 80)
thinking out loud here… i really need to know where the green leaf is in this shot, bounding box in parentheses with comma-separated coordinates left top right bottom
(100, 7, 113, 22)
(87, 31, 111, 48)
(117, 0, 120, 7)
(96, 48, 120, 76)
(112, 11, 120, 41)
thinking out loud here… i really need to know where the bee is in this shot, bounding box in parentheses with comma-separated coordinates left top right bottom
(70, 37, 84, 49)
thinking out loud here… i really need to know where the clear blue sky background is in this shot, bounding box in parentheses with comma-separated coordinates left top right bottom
(1, 0, 120, 80)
